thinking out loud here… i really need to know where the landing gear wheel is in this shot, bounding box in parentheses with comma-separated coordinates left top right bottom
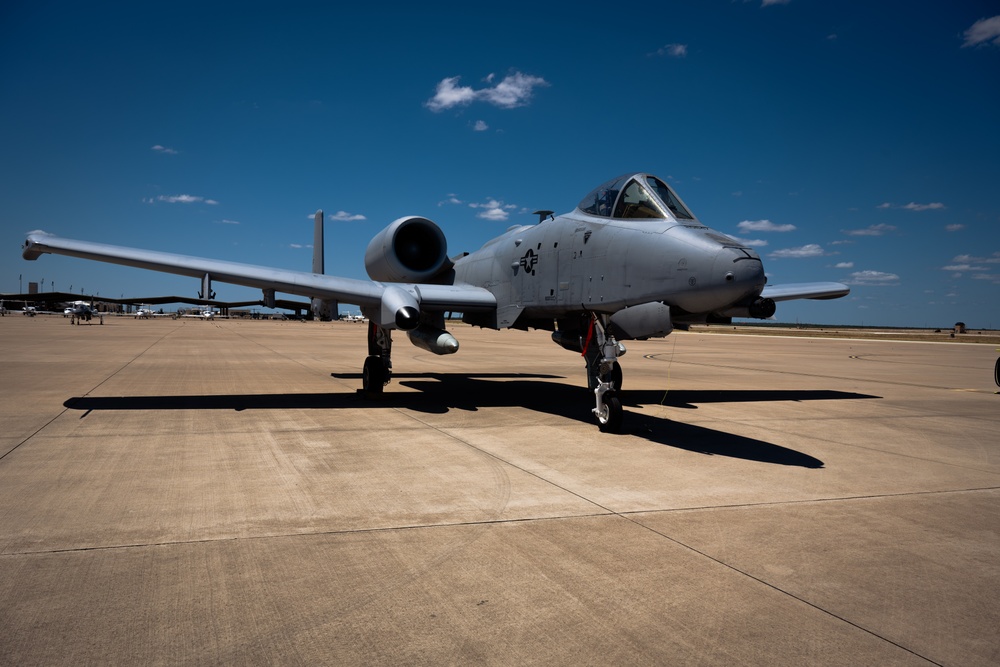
(362, 355, 387, 396)
(595, 392, 623, 433)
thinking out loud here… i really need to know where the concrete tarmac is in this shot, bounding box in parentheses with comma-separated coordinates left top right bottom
(1, 315, 997, 666)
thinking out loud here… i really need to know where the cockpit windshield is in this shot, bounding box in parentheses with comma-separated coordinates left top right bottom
(613, 180, 667, 219)
(644, 176, 694, 220)
(577, 175, 629, 217)
(576, 173, 695, 221)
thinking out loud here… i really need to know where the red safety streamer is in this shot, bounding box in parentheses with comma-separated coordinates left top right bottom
(581, 316, 595, 357)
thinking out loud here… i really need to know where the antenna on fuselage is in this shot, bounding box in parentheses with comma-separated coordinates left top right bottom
(533, 209, 555, 224)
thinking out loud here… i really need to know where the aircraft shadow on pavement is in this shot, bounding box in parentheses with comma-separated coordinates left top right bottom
(63, 374, 880, 468)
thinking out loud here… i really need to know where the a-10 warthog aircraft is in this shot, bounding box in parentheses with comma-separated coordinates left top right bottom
(22, 172, 848, 432)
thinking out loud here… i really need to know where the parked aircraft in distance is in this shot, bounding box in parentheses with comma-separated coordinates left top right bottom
(22, 172, 848, 431)
(182, 308, 220, 320)
(63, 300, 103, 324)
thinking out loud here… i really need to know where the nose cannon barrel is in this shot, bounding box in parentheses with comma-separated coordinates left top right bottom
(719, 297, 776, 319)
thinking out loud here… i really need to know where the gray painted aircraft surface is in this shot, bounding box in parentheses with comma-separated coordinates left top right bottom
(22, 172, 848, 432)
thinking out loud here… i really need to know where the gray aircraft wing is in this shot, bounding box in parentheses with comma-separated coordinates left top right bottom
(21, 232, 496, 325)
(761, 282, 851, 302)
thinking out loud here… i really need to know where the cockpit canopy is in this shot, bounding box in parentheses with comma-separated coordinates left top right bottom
(577, 173, 696, 222)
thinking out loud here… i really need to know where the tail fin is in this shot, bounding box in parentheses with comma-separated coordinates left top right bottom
(312, 210, 324, 275)
(310, 210, 337, 320)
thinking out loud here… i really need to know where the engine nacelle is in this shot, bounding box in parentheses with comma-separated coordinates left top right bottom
(365, 216, 450, 283)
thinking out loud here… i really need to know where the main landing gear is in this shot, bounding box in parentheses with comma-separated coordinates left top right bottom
(362, 321, 392, 396)
(581, 315, 626, 433)
(359, 312, 628, 433)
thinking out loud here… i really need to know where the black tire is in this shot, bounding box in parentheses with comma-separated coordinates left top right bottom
(363, 355, 386, 395)
(995, 357, 1000, 388)
(595, 392, 623, 433)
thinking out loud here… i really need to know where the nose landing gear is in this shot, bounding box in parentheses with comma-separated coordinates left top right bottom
(582, 314, 626, 433)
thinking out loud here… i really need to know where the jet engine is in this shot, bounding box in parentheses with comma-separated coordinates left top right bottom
(365, 216, 451, 283)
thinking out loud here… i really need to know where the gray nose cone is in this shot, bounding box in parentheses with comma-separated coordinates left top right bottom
(714, 247, 766, 300)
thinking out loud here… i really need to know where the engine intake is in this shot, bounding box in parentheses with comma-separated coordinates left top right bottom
(365, 216, 450, 283)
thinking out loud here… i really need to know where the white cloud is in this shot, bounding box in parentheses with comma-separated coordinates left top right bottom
(834, 262, 854, 269)
(217, 219, 240, 225)
(877, 201, 945, 211)
(329, 210, 366, 222)
(438, 194, 463, 207)
(942, 264, 988, 272)
(469, 199, 515, 221)
(737, 219, 796, 232)
(846, 270, 900, 285)
(962, 15, 1000, 48)
(426, 71, 549, 112)
(945, 224, 965, 232)
(972, 273, 1000, 283)
(481, 72, 550, 108)
(651, 43, 687, 58)
(952, 252, 1000, 264)
(425, 77, 476, 111)
(157, 194, 217, 205)
(761, 0, 791, 6)
(768, 244, 825, 258)
(732, 237, 767, 247)
(843, 223, 897, 237)
(151, 145, 178, 155)
(473, 120, 489, 131)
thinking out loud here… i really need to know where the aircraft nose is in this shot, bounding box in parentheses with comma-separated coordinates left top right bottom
(715, 246, 766, 297)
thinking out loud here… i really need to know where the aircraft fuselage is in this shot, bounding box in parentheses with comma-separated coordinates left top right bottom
(453, 210, 765, 327)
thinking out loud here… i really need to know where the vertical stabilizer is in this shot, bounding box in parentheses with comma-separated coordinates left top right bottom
(313, 210, 324, 275)
(310, 210, 337, 320)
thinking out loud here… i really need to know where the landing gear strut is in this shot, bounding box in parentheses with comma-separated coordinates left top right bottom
(363, 320, 392, 396)
(582, 314, 625, 433)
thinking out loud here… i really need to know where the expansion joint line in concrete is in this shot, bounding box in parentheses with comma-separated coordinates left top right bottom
(615, 485, 1000, 517)
(0, 325, 182, 462)
(226, 327, 349, 384)
(397, 412, 621, 517)
(646, 354, 981, 393)
(396, 412, 956, 666)
(624, 516, 945, 667)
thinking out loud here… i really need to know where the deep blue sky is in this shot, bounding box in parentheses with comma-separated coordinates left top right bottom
(2, 1, 998, 327)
